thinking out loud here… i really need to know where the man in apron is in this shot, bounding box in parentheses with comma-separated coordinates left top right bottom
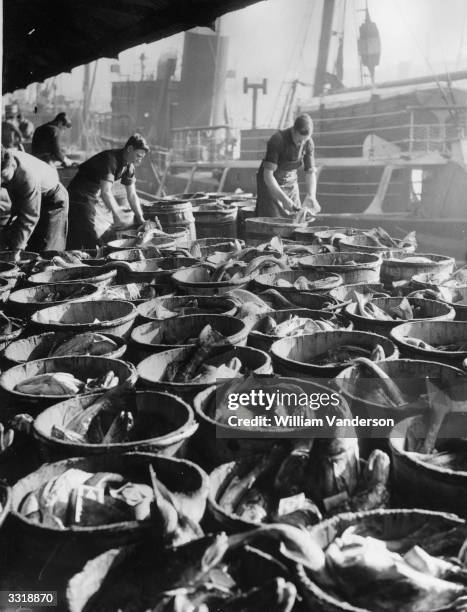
(67, 134, 149, 249)
(255, 114, 321, 218)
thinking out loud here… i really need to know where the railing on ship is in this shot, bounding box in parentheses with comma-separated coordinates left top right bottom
(241, 105, 467, 159)
(170, 125, 239, 162)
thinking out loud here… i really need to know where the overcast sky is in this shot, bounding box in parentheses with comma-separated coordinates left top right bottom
(14, 0, 467, 128)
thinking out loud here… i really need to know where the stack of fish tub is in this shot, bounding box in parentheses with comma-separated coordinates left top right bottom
(0, 213, 465, 612)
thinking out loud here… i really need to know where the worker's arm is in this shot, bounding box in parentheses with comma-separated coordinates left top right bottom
(100, 180, 125, 224)
(302, 140, 321, 213)
(125, 183, 145, 226)
(51, 129, 72, 166)
(263, 167, 296, 214)
(7, 179, 41, 250)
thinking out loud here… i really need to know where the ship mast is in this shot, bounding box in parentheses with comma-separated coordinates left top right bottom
(313, 0, 336, 97)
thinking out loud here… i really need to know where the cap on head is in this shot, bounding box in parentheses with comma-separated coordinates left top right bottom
(124, 133, 150, 152)
(54, 112, 72, 128)
(293, 114, 313, 136)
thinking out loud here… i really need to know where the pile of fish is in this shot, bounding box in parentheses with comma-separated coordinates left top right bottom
(309, 528, 467, 612)
(360, 227, 417, 250)
(403, 336, 467, 352)
(310, 343, 386, 366)
(36, 285, 92, 302)
(51, 391, 135, 445)
(403, 385, 467, 472)
(257, 314, 338, 337)
(19, 468, 154, 528)
(163, 325, 241, 384)
(47, 333, 119, 357)
(15, 371, 119, 396)
(355, 294, 419, 320)
(215, 444, 390, 525)
(274, 275, 338, 291)
(99, 283, 157, 301)
(147, 298, 212, 320)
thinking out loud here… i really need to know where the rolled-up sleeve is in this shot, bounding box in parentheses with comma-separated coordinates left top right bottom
(8, 176, 41, 249)
(264, 133, 282, 167)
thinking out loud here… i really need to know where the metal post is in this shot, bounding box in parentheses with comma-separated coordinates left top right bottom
(243, 78, 268, 129)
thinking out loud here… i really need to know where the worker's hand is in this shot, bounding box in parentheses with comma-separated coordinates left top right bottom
(63, 158, 74, 168)
(302, 195, 321, 215)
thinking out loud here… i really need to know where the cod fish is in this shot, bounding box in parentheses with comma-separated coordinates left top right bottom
(323, 532, 467, 612)
(49, 333, 119, 357)
(15, 372, 83, 395)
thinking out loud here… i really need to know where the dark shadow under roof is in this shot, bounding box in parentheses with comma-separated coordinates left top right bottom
(3, 0, 263, 92)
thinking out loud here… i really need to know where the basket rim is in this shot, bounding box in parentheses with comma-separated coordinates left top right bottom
(33, 389, 196, 450)
(0, 355, 137, 399)
(294, 508, 466, 612)
(10, 451, 208, 533)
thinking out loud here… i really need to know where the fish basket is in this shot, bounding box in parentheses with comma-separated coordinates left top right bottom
(97, 283, 159, 306)
(106, 247, 164, 262)
(245, 217, 308, 245)
(136, 295, 237, 323)
(136, 345, 272, 402)
(193, 376, 352, 468)
(33, 390, 197, 462)
(6, 282, 100, 319)
(335, 358, 465, 432)
(8, 452, 209, 579)
(313, 227, 359, 246)
(0, 317, 25, 353)
(65, 531, 285, 612)
(125, 257, 199, 284)
(260, 291, 337, 311)
(0, 277, 11, 303)
(380, 253, 455, 285)
(30, 299, 137, 340)
(193, 205, 238, 240)
(390, 320, 467, 366)
(171, 265, 250, 296)
(293, 226, 330, 243)
(0, 250, 39, 268)
(0, 355, 137, 413)
(106, 236, 176, 253)
(247, 308, 350, 352)
(271, 330, 398, 378)
(390, 412, 467, 517)
(328, 283, 388, 303)
(345, 297, 455, 337)
(298, 252, 382, 284)
(410, 269, 467, 292)
(294, 509, 466, 612)
(129, 314, 249, 362)
(447, 286, 467, 320)
(3, 332, 126, 366)
(0, 482, 11, 530)
(253, 270, 343, 295)
(338, 234, 416, 255)
(27, 265, 118, 288)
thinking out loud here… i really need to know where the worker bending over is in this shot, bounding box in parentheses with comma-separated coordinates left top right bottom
(32, 112, 73, 167)
(255, 113, 321, 218)
(0, 146, 69, 252)
(67, 133, 148, 249)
